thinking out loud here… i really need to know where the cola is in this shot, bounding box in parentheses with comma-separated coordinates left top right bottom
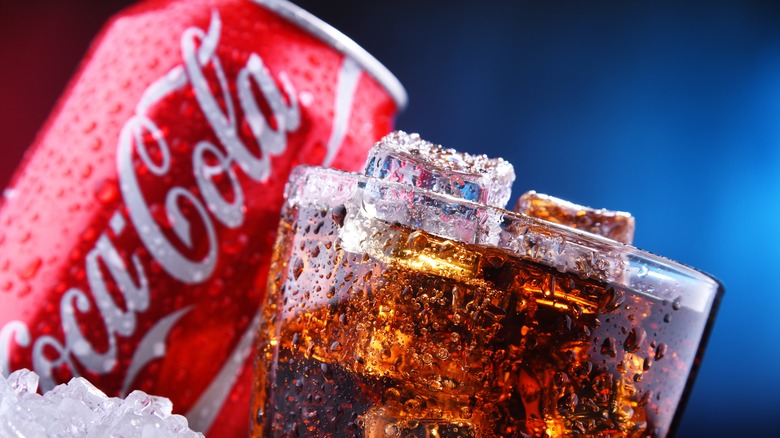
(251, 132, 722, 437)
(0, 0, 405, 435)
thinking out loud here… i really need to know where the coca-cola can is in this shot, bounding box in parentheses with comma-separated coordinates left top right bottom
(0, 0, 406, 435)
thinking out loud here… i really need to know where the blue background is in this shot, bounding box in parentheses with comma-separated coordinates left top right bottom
(1, 0, 778, 435)
(296, 2, 779, 434)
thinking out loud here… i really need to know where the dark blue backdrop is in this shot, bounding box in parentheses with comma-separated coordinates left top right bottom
(295, 3, 778, 434)
(1, 0, 778, 435)
(305, 1, 780, 437)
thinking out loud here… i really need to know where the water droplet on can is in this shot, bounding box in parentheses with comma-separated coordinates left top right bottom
(18, 258, 42, 280)
(95, 180, 119, 204)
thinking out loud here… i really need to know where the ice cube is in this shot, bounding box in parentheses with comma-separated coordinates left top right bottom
(515, 190, 635, 245)
(0, 370, 203, 437)
(345, 131, 514, 248)
(7, 368, 38, 396)
(363, 131, 515, 207)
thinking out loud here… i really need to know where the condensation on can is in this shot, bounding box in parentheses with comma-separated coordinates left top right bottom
(0, 0, 405, 436)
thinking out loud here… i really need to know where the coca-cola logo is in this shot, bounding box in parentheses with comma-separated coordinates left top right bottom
(119, 11, 301, 286)
(1, 7, 364, 431)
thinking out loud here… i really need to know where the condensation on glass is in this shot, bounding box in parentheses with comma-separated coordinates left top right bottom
(251, 131, 723, 438)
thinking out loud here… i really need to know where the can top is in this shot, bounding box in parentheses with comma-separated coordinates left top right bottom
(253, 0, 408, 110)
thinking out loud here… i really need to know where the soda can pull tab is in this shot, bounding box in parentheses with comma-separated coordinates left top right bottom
(515, 190, 636, 245)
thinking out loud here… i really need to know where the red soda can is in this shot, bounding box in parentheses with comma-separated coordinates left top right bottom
(0, 0, 406, 435)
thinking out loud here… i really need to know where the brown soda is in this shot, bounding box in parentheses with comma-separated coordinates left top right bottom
(252, 200, 704, 438)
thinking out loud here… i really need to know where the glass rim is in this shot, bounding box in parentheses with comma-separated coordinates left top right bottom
(285, 164, 722, 312)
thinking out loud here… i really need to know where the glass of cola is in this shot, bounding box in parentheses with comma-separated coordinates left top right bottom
(251, 131, 722, 438)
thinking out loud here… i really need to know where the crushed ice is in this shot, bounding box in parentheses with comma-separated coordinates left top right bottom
(0, 369, 203, 437)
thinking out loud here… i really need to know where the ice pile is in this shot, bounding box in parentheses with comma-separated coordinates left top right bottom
(0, 369, 202, 437)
